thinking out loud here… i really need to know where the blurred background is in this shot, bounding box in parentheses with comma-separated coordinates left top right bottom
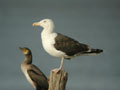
(0, 0, 120, 90)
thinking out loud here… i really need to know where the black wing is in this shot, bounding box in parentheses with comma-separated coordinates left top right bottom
(27, 65, 48, 90)
(54, 33, 89, 56)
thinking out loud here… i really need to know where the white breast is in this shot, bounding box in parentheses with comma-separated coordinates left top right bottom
(41, 32, 65, 58)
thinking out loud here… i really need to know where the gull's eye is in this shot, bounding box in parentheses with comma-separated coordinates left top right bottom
(43, 21, 46, 23)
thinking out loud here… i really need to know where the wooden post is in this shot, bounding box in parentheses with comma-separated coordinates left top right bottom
(48, 70, 68, 90)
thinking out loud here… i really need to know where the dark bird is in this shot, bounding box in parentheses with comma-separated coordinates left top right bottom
(19, 47, 48, 90)
(33, 19, 103, 73)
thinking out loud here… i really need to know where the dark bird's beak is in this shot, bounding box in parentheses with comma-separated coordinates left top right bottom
(19, 47, 23, 51)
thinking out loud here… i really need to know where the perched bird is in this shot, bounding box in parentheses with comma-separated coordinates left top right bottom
(33, 19, 103, 72)
(19, 47, 48, 90)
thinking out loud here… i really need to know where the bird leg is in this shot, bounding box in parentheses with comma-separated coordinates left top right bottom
(52, 57, 64, 73)
(59, 57, 64, 70)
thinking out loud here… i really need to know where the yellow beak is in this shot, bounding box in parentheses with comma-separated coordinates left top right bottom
(32, 22, 40, 27)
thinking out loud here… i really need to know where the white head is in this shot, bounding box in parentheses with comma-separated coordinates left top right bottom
(33, 19, 54, 29)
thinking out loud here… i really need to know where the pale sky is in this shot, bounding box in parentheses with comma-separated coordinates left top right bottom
(0, 0, 120, 90)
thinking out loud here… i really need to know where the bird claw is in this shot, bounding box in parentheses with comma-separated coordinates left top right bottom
(52, 68, 61, 73)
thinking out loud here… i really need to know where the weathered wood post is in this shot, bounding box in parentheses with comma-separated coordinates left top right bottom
(48, 70, 68, 90)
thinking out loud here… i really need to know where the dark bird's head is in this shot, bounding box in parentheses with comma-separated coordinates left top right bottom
(19, 47, 32, 56)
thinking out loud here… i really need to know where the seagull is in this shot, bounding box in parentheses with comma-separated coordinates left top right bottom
(19, 47, 48, 90)
(33, 19, 103, 72)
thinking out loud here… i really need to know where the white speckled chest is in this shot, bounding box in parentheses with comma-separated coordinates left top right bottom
(21, 64, 36, 89)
